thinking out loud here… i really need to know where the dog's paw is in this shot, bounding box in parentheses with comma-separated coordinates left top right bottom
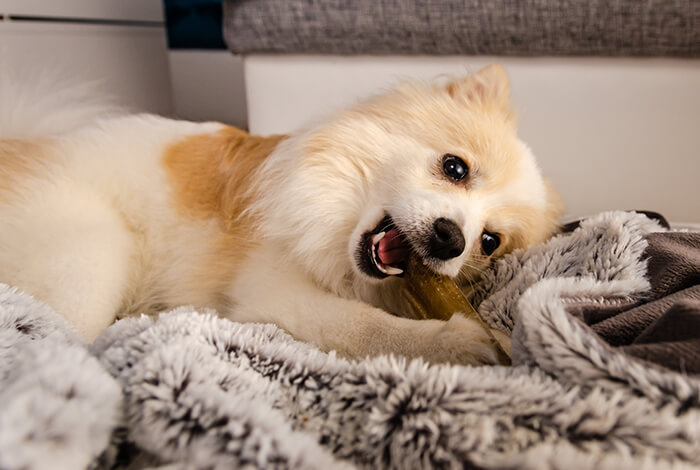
(423, 313, 503, 366)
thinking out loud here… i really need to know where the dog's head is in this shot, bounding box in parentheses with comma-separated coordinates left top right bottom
(256, 65, 563, 295)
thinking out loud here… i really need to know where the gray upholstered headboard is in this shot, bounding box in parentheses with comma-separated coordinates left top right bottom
(223, 0, 699, 57)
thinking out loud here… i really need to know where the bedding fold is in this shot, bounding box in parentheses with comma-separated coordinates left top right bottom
(1, 210, 698, 469)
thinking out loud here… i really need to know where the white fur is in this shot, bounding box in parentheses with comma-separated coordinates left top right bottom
(0, 65, 121, 139)
(0, 113, 226, 337)
(0, 66, 557, 365)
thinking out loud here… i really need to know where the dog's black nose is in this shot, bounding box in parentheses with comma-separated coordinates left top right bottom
(428, 218, 465, 260)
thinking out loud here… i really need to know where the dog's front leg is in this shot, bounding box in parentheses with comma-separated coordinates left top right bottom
(227, 252, 499, 365)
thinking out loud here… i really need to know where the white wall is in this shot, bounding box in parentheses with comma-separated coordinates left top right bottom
(169, 50, 247, 128)
(0, 0, 163, 22)
(0, 0, 172, 115)
(243, 55, 700, 223)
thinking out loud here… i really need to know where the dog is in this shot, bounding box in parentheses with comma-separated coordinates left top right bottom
(0, 64, 562, 365)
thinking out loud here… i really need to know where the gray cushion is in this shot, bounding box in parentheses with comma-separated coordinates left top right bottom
(223, 0, 699, 57)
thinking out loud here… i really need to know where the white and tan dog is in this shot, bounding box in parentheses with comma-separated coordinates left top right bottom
(0, 65, 561, 365)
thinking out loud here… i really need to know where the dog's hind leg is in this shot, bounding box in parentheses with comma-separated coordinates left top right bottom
(0, 188, 134, 341)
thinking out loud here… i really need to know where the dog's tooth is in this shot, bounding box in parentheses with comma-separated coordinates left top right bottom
(376, 262, 389, 275)
(375, 259, 402, 276)
(384, 266, 403, 276)
(372, 231, 386, 245)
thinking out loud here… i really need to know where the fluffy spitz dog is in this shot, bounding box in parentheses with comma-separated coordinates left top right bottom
(0, 64, 561, 365)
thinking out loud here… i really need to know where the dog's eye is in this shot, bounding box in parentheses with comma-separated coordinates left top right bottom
(481, 231, 500, 255)
(442, 154, 468, 182)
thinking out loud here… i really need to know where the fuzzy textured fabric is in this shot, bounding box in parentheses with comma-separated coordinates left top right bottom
(0, 287, 121, 470)
(223, 0, 700, 57)
(1, 211, 699, 469)
(584, 231, 700, 373)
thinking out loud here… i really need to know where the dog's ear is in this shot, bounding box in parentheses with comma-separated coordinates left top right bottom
(445, 64, 511, 110)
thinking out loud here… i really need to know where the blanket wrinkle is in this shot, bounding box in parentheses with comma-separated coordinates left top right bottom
(592, 287, 700, 347)
(620, 297, 700, 375)
(1, 211, 699, 470)
(645, 232, 700, 298)
(574, 232, 700, 374)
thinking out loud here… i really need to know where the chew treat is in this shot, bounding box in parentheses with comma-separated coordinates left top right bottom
(402, 256, 512, 365)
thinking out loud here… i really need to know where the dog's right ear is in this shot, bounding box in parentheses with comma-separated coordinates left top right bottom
(445, 64, 511, 110)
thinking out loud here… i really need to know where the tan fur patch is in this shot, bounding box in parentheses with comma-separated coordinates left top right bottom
(162, 126, 286, 302)
(163, 127, 285, 224)
(0, 139, 53, 200)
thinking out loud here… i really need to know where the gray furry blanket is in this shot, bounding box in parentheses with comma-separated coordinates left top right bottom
(1, 211, 698, 470)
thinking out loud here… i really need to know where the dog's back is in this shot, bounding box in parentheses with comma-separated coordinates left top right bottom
(0, 73, 276, 339)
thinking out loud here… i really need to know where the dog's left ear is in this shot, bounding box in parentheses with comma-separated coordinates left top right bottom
(446, 64, 511, 110)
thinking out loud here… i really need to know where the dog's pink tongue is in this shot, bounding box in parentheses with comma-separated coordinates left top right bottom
(377, 229, 410, 266)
